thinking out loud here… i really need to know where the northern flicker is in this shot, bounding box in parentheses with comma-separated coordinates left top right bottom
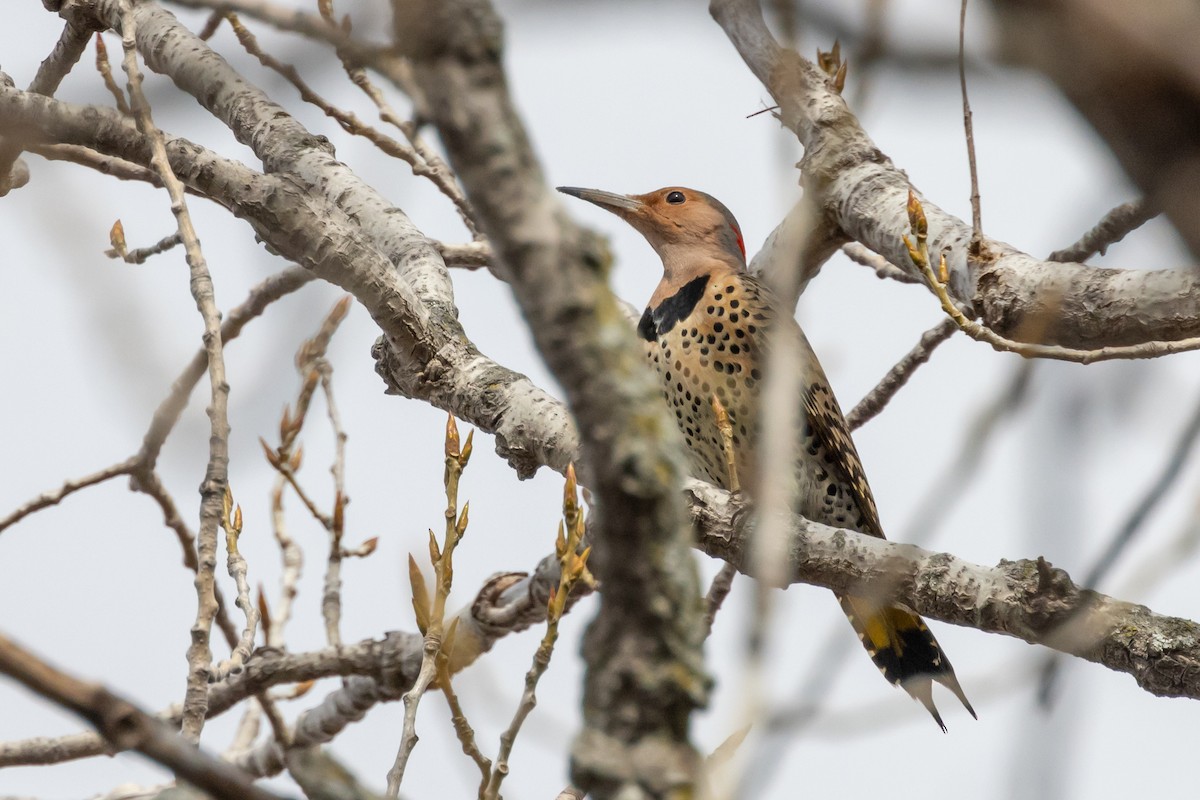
(558, 185, 975, 730)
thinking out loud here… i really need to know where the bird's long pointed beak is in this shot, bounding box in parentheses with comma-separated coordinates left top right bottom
(557, 186, 644, 215)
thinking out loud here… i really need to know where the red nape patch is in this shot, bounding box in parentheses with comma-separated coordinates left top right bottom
(734, 227, 746, 259)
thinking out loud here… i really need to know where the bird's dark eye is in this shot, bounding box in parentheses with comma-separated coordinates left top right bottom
(666, 191, 686, 205)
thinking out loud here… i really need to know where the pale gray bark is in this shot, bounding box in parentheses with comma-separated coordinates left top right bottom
(711, 0, 1200, 349)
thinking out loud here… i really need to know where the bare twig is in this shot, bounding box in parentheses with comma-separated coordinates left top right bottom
(959, 0, 982, 253)
(267, 483, 303, 649)
(116, 0, 230, 742)
(841, 242, 922, 285)
(94, 35, 132, 115)
(337, 58, 480, 239)
(435, 640, 492, 794)
(212, 487, 260, 680)
(846, 318, 958, 430)
(485, 465, 592, 800)
(0, 459, 136, 533)
(105, 222, 182, 264)
(26, 142, 182, 189)
(1048, 200, 1157, 263)
(702, 563, 738, 638)
(274, 297, 354, 646)
(0, 633, 283, 800)
(139, 266, 313, 467)
(224, 14, 426, 176)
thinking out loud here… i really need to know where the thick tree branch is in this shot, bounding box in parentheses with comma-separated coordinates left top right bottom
(686, 480, 1200, 701)
(710, 0, 1200, 351)
(0, 65, 576, 479)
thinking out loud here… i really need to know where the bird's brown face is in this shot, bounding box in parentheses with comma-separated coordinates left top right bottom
(558, 185, 747, 267)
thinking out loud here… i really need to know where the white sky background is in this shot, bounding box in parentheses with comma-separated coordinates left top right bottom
(2, 0, 1199, 798)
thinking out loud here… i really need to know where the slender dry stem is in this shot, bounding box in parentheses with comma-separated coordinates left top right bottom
(116, 0, 230, 743)
(386, 414, 476, 796)
(846, 318, 958, 430)
(484, 464, 591, 800)
(959, 0, 983, 253)
(212, 487, 259, 680)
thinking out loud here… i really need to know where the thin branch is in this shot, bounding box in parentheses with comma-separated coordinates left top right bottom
(139, 266, 314, 467)
(94, 35, 132, 116)
(337, 53, 481, 239)
(167, 0, 398, 83)
(485, 466, 591, 800)
(116, 0, 230, 742)
(435, 240, 491, 270)
(702, 563, 738, 637)
(845, 318, 958, 430)
(1048, 200, 1157, 263)
(841, 242, 922, 284)
(959, 0, 983, 253)
(0, 459, 135, 533)
(106, 226, 183, 264)
(1083, 388, 1200, 589)
(26, 142, 180, 189)
(0, 633, 283, 800)
(386, 415, 475, 796)
(211, 488, 259, 680)
(224, 14, 423, 173)
(260, 298, 353, 646)
(1038, 383, 1200, 703)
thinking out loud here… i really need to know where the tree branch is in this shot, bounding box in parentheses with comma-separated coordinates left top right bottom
(687, 479, 1200, 701)
(0, 633, 284, 800)
(710, 0, 1200, 351)
(990, 0, 1200, 259)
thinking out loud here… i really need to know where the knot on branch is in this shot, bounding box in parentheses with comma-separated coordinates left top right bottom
(375, 631, 424, 698)
(49, 1, 107, 32)
(1020, 556, 1081, 633)
(471, 571, 536, 635)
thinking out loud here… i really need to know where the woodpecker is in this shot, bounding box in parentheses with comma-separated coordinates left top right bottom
(558, 185, 975, 730)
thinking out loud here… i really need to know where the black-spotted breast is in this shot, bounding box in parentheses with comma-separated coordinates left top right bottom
(559, 184, 975, 730)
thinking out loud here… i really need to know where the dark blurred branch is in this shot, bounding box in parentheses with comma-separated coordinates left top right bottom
(398, 1, 708, 795)
(1048, 200, 1156, 264)
(991, 0, 1200, 259)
